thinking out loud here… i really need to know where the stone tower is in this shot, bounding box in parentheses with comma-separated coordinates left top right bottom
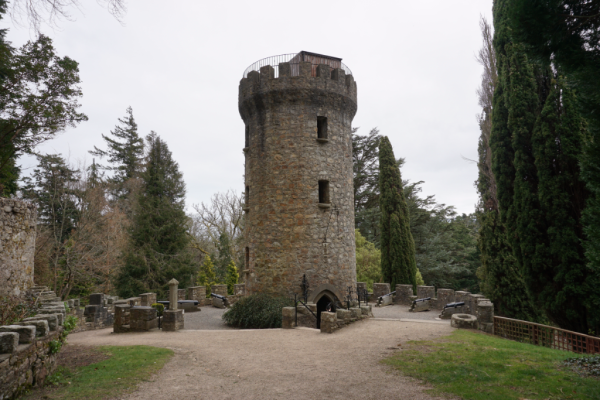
(238, 51, 357, 306)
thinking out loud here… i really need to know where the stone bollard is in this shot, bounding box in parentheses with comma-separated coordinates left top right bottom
(73, 299, 80, 307)
(417, 285, 435, 300)
(477, 301, 494, 334)
(395, 284, 414, 305)
(23, 314, 58, 331)
(114, 304, 131, 333)
(336, 309, 352, 322)
(140, 293, 157, 307)
(0, 332, 19, 354)
(0, 325, 36, 344)
(130, 306, 158, 331)
(67, 299, 75, 308)
(89, 293, 105, 306)
(178, 289, 186, 300)
(451, 314, 478, 329)
(350, 307, 362, 320)
(16, 320, 49, 337)
(282, 307, 296, 329)
(436, 289, 455, 310)
(163, 309, 184, 331)
(168, 278, 179, 310)
(360, 305, 372, 317)
(373, 283, 391, 300)
(468, 294, 486, 315)
(454, 291, 471, 312)
(320, 312, 337, 334)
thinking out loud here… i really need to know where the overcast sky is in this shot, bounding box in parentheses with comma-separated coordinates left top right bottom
(7, 0, 494, 216)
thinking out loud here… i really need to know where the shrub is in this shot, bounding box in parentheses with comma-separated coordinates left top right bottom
(0, 294, 38, 325)
(222, 293, 294, 329)
(151, 303, 164, 317)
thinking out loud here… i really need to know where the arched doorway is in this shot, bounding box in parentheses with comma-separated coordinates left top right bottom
(316, 294, 336, 329)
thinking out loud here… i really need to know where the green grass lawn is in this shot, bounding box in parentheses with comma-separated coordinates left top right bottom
(384, 330, 600, 400)
(35, 345, 173, 400)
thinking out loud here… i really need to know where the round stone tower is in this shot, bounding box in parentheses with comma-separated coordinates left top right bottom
(238, 51, 357, 305)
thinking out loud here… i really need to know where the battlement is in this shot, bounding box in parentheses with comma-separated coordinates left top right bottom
(239, 59, 357, 106)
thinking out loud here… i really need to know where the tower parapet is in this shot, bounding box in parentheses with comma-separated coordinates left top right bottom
(239, 52, 357, 306)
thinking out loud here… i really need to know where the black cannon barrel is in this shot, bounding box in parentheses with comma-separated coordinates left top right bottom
(413, 297, 431, 303)
(378, 291, 396, 299)
(211, 293, 227, 300)
(443, 301, 465, 309)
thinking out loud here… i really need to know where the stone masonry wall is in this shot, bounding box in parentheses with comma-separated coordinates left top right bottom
(239, 60, 358, 300)
(0, 198, 37, 297)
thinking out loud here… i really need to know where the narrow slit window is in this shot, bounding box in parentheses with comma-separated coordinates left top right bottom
(245, 125, 250, 148)
(245, 247, 250, 269)
(245, 186, 249, 207)
(317, 116, 328, 139)
(318, 180, 330, 204)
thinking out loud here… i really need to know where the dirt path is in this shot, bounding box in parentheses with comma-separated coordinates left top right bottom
(68, 313, 453, 400)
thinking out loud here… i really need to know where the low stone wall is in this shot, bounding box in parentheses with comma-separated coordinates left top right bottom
(0, 328, 62, 399)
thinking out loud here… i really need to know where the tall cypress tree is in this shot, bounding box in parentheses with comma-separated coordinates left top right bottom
(491, 0, 599, 332)
(379, 136, 416, 290)
(116, 132, 194, 298)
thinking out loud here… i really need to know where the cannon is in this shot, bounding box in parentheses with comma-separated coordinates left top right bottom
(443, 301, 465, 309)
(410, 297, 432, 312)
(377, 291, 396, 307)
(211, 293, 229, 308)
(413, 297, 431, 304)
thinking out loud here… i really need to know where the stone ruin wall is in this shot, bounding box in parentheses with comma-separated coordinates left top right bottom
(0, 198, 37, 297)
(239, 61, 358, 300)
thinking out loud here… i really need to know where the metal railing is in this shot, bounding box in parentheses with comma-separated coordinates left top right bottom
(243, 52, 352, 78)
(494, 316, 600, 354)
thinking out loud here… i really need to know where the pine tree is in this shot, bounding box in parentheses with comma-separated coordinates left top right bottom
(116, 132, 194, 299)
(225, 260, 239, 295)
(89, 106, 144, 199)
(379, 136, 417, 290)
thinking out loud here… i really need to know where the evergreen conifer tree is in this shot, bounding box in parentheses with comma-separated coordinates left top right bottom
(491, 0, 600, 332)
(115, 132, 193, 298)
(379, 136, 416, 290)
(225, 260, 239, 295)
(89, 106, 144, 199)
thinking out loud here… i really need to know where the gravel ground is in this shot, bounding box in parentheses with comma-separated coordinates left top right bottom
(371, 303, 448, 322)
(182, 306, 233, 330)
(69, 307, 455, 400)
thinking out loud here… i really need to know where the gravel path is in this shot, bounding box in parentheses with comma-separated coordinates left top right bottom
(371, 303, 449, 322)
(69, 305, 454, 400)
(182, 306, 233, 330)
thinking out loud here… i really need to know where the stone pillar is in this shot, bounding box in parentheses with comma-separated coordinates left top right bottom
(416, 286, 435, 299)
(140, 293, 157, 307)
(163, 309, 184, 331)
(469, 294, 486, 315)
(114, 304, 131, 333)
(130, 306, 158, 332)
(178, 289, 186, 300)
(349, 307, 362, 319)
(373, 283, 390, 300)
(395, 284, 413, 305)
(89, 293, 105, 306)
(455, 291, 471, 311)
(435, 289, 455, 309)
(320, 312, 336, 334)
(477, 301, 494, 334)
(282, 307, 295, 329)
(168, 278, 179, 310)
(212, 284, 228, 297)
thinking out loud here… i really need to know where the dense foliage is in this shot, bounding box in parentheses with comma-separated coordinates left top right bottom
(222, 293, 294, 329)
(116, 133, 194, 298)
(490, 0, 600, 333)
(379, 136, 417, 290)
